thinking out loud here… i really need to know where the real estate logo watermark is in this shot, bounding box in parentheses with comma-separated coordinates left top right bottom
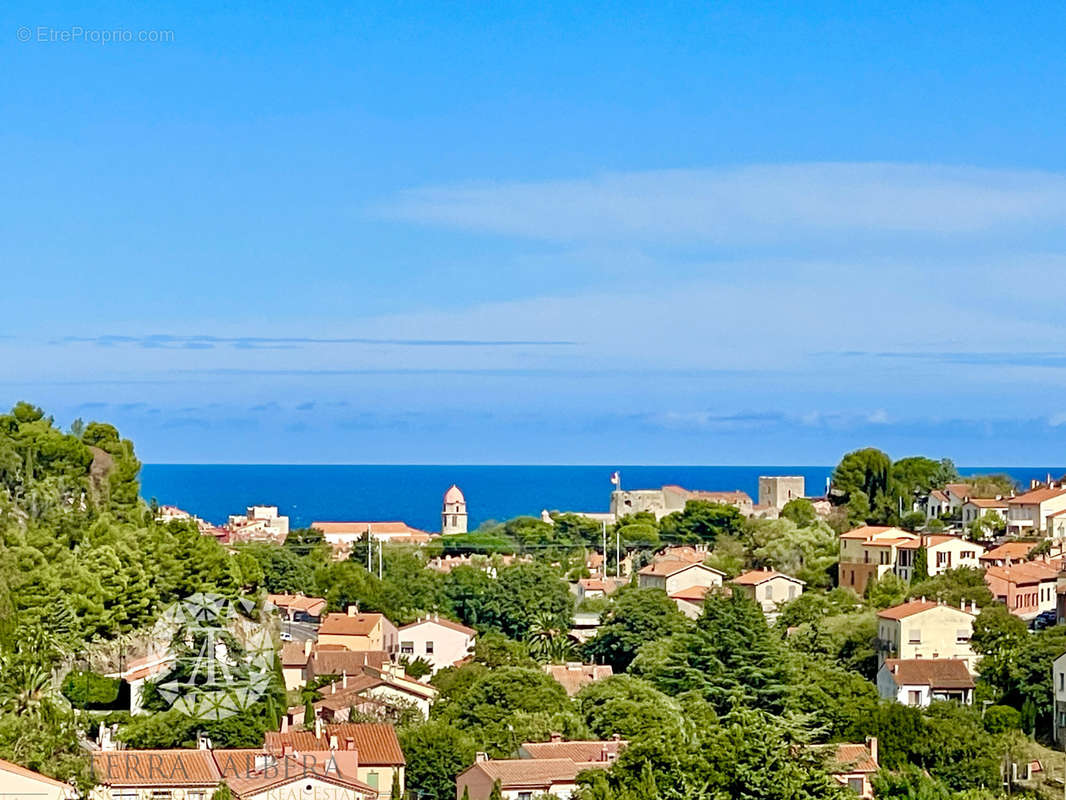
(16, 25, 175, 44)
(153, 593, 274, 721)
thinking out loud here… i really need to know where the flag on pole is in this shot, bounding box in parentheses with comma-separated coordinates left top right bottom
(610, 471, 620, 486)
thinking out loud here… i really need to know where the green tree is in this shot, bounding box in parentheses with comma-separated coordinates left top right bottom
(912, 545, 930, 582)
(831, 448, 894, 524)
(489, 780, 504, 800)
(583, 587, 688, 671)
(781, 497, 817, 527)
(399, 721, 476, 800)
(659, 501, 744, 545)
(970, 605, 1027, 699)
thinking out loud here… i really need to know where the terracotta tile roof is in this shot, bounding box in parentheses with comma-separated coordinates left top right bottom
(521, 739, 627, 762)
(460, 758, 608, 789)
(92, 751, 222, 787)
(981, 542, 1037, 561)
(638, 560, 723, 578)
(839, 526, 907, 541)
(928, 490, 949, 503)
(965, 498, 1009, 508)
(267, 594, 327, 616)
(1009, 487, 1066, 504)
(0, 758, 77, 793)
(265, 723, 404, 766)
(398, 616, 476, 638)
(308, 649, 389, 676)
(281, 642, 310, 667)
(669, 585, 711, 601)
(658, 546, 708, 563)
(312, 521, 430, 536)
(578, 579, 608, 591)
(883, 659, 975, 689)
(876, 600, 940, 620)
(542, 664, 614, 696)
(319, 612, 386, 637)
(732, 569, 804, 586)
(830, 743, 878, 774)
(212, 750, 376, 798)
(944, 483, 974, 498)
(985, 562, 1059, 586)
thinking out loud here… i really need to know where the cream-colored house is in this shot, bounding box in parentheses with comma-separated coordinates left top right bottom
(893, 535, 985, 583)
(876, 599, 978, 673)
(877, 659, 975, 707)
(637, 560, 724, 595)
(91, 750, 222, 800)
(0, 759, 76, 800)
(961, 499, 1009, 526)
(730, 570, 804, 615)
(318, 609, 399, 656)
(1007, 485, 1066, 534)
(838, 526, 918, 595)
(397, 616, 475, 675)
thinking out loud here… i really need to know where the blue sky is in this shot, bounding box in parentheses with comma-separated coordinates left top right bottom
(4, 1, 1066, 465)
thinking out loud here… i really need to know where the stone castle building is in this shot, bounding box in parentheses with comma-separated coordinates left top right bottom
(442, 484, 468, 535)
(757, 476, 806, 510)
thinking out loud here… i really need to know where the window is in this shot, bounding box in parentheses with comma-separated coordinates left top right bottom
(847, 778, 865, 794)
(111, 792, 138, 800)
(908, 690, 922, 706)
(151, 792, 172, 800)
(400, 641, 414, 655)
(425, 640, 434, 654)
(908, 629, 921, 644)
(518, 794, 533, 800)
(1060, 672, 1064, 692)
(366, 772, 379, 789)
(189, 793, 206, 800)
(956, 629, 970, 644)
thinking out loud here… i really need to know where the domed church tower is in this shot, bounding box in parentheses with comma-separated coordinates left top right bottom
(442, 484, 467, 535)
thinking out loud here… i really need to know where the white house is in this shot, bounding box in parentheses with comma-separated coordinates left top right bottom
(1053, 651, 1066, 744)
(876, 659, 975, 707)
(893, 535, 985, 583)
(961, 498, 1010, 526)
(0, 759, 76, 800)
(1007, 485, 1066, 534)
(730, 570, 804, 616)
(397, 616, 476, 675)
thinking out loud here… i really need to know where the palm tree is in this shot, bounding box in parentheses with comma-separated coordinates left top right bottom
(525, 613, 575, 663)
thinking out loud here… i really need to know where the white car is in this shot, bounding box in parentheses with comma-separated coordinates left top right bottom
(280, 631, 293, 642)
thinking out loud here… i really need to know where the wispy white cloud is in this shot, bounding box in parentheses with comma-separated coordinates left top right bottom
(378, 163, 1066, 244)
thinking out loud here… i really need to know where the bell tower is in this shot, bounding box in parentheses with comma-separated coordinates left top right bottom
(441, 484, 467, 535)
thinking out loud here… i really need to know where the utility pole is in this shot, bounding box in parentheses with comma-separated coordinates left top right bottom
(378, 537, 383, 579)
(601, 520, 607, 576)
(366, 530, 372, 570)
(616, 527, 621, 578)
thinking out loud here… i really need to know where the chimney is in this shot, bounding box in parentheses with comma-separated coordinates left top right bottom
(314, 715, 323, 740)
(329, 734, 339, 751)
(304, 640, 313, 657)
(550, 732, 563, 743)
(612, 733, 621, 741)
(342, 671, 348, 689)
(345, 737, 355, 752)
(347, 604, 358, 616)
(475, 752, 489, 763)
(867, 736, 879, 765)
(280, 714, 289, 733)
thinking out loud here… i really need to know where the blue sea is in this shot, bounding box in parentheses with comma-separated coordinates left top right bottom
(139, 465, 1066, 532)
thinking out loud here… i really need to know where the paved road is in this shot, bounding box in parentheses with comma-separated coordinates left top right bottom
(280, 619, 318, 643)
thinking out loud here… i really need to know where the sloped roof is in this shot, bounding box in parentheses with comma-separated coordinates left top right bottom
(985, 562, 1059, 586)
(980, 542, 1037, 561)
(267, 594, 327, 616)
(0, 758, 77, 794)
(312, 521, 430, 536)
(670, 585, 711, 601)
(265, 724, 404, 766)
(521, 739, 626, 762)
(638, 560, 723, 578)
(883, 659, 974, 689)
(460, 758, 607, 789)
(1009, 486, 1066, 504)
(319, 612, 386, 636)
(308, 649, 389, 676)
(876, 600, 940, 620)
(732, 569, 804, 586)
(281, 641, 310, 667)
(542, 664, 613, 696)
(965, 498, 1009, 508)
(92, 751, 222, 787)
(398, 616, 476, 637)
(830, 743, 879, 774)
(839, 526, 908, 541)
(212, 751, 376, 798)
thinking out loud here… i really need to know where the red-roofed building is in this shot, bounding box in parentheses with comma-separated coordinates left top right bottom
(825, 740, 879, 799)
(984, 561, 1060, 619)
(730, 570, 804, 616)
(876, 659, 975, 706)
(211, 750, 377, 800)
(838, 526, 918, 595)
(0, 758, 76, 800)
(876, 599, 978, 672)
(313, 521, 435, 547)
(541, 663, 614, 697)
(267, 593, 327, 622)
(266, 722, 404, 799)
(90, 750, 222, 800)
(318, 608, 399, 656)
(1007, 484, 1066, 534)
(638, 560, 724, 618)
(980, 541, 1038, 567)
(894, 535, 985, 582)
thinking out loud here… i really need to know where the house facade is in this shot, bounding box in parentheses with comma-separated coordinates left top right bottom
(91, 750, 223, 800)
(961, 499, 1009, 527)
(1006, 485, 1066, 535)
(318, 610, 399, 655)
(875, 600, 978, 672)
(984, 562, 1059, 619)
(826, 740, 879, 799)
(1053, 651, 1066, 744)
(730, 570, 804, 615)
(838, 527, 918, 595)
(397, 616, 476, 675)
(637, 560, 724, 595)
(0, 758, 76, 800)
(212, 750, 377, 800)
(876, 659, 975, 707)
(893, 536, 985, 583)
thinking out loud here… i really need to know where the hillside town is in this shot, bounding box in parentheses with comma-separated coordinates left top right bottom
(6, 410, 1066, 800)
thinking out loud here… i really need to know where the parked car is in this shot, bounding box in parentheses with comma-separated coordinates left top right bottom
(280, 631, 294, 641)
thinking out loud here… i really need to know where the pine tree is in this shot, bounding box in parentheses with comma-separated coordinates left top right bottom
(304, 699, 315, 727)
(489, 779, 504, 800)
(912, 545, 930, 582)
(460, 788, 470, 800)
(390, 769, 402, 800)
